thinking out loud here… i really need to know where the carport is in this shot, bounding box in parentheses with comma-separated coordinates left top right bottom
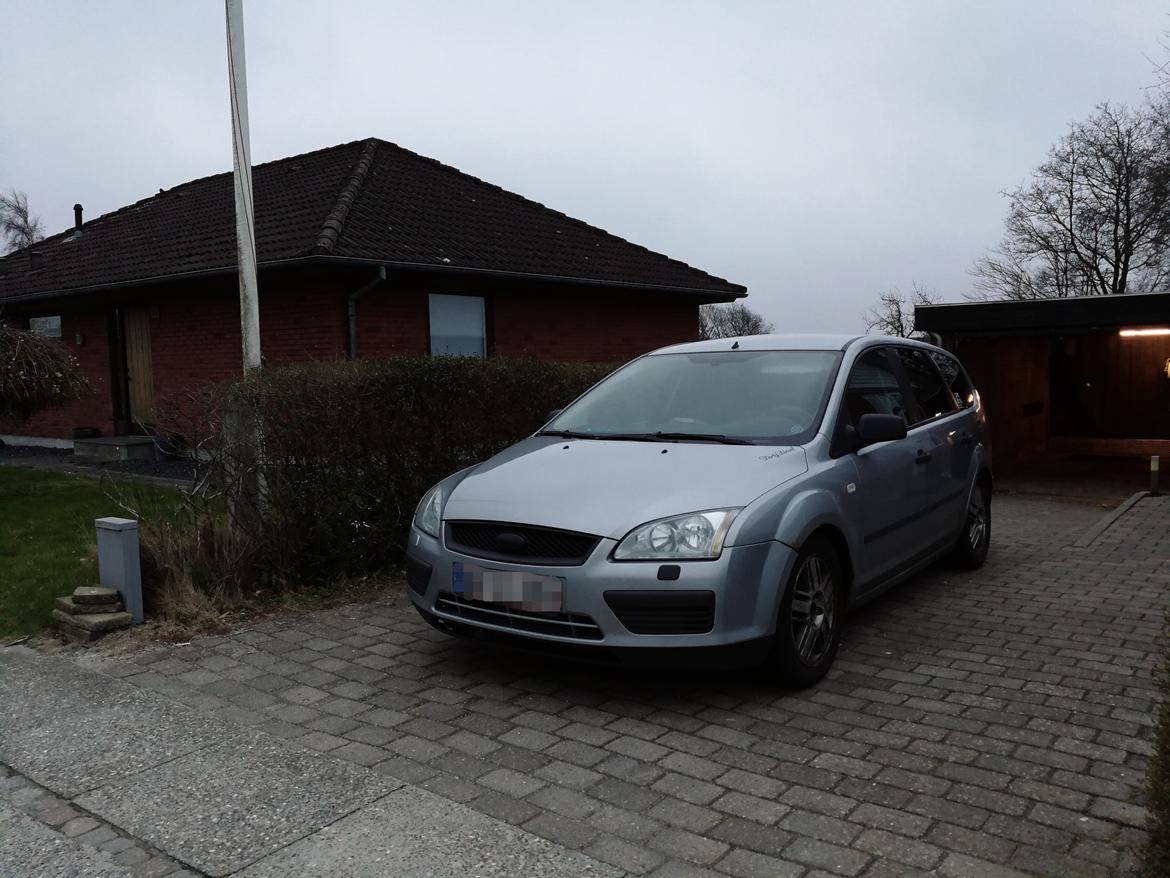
(915, 292, 1170, 467)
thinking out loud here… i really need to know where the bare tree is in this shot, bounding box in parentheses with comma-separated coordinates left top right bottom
(863, 285, 940, 337)
(699, 302, 774, 339)
(0, 189, 44, 254)
(972, 102, 1170, 299)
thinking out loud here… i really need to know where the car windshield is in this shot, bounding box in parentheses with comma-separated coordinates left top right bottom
(543, 350, 841, 444)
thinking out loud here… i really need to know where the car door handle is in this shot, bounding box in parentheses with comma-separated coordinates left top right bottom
(915, 449, 932, 464)
(959, 432, 974, 446)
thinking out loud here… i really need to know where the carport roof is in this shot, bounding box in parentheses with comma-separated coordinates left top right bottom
(0, 138, 746, 303)
(915, 292, 1170, 334)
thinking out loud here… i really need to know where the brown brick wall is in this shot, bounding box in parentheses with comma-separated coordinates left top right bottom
(3, 282, 702, 440)
(491, 294, 699, 362)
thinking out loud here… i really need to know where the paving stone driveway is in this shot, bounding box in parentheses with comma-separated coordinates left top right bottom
(96, 493, 1170, 877)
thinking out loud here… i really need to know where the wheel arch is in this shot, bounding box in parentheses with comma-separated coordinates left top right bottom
(803, 524, 855, 603)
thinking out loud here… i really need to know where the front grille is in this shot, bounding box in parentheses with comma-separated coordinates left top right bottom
(604, 590, 716, 635)
(435, 592, 604, 640)
(445, 521, 600, 566)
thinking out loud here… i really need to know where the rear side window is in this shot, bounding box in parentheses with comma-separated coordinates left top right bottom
(928, 351, 976, 409)
(843, 348, 909, 427)
(894, 348, 957, 424)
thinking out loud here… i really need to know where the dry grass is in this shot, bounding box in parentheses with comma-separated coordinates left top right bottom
(26, 573, 406, 656)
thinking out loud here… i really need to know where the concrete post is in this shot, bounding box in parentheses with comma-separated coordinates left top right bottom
(96, 517, 143, 624)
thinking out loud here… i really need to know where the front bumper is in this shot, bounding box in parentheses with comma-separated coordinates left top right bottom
(404, 525, 797, 659)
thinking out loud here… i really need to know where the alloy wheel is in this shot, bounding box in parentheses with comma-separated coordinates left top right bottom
(967, 488, 987, 550)
(790, 555, 837, 666)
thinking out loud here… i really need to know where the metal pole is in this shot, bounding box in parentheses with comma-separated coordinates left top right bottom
(226, 0, 261, 372)
(1152, 455, 1161, 497)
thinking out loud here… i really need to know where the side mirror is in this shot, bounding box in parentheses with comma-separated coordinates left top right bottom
(546, 408, 562, 421)
(855, 413, 907, 447)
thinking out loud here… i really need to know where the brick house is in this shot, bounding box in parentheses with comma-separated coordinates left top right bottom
(0, 138, 745, 445)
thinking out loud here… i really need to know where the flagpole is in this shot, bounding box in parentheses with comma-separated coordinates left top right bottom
(225, 0, 261, 372)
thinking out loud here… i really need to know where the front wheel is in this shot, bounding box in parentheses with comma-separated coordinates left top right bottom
(951, 476, 991, 569)
(767, 536, 844, 689)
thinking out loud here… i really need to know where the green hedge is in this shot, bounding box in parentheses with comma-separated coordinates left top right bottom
(228, 357, 613, 585)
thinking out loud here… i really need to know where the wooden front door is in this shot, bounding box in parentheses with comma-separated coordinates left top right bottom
(123, 307, 154, 427)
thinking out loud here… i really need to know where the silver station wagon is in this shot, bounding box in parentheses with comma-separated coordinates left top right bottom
(406, 334, 991, 686)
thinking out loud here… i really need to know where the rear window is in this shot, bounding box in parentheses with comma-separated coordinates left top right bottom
(928, 351, 977, 409)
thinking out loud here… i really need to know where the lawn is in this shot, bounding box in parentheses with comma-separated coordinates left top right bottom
(0, 466, 180, 641)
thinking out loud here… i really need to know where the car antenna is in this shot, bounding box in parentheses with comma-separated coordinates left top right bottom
(731, 340, 740, 349)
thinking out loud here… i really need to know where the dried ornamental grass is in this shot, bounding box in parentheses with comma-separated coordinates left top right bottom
(0, 324, 89, 420)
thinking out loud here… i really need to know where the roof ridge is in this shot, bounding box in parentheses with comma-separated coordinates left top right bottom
(312, 138, 379, 255)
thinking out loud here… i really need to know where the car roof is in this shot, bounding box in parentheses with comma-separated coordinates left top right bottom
(650, 333, 859, 355)
(658, 332, 942, 355)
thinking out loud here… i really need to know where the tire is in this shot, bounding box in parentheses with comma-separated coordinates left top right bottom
(768, 535, 844, 689)
(951, 476, 991, 569)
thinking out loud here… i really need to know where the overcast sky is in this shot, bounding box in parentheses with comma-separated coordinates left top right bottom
(2, 1, 1166, 331)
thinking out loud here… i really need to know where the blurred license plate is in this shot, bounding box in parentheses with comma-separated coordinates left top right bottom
(452, 562, 564, 612)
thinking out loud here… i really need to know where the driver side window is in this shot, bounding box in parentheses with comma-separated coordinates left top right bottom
(843, 348, 908, 428)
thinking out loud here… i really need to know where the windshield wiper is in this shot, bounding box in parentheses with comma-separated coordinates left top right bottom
(645, 432, 753, 445)
(537, 430, 753, 445)
(536, 429, 602, 439)
(536, 430, 661, 442)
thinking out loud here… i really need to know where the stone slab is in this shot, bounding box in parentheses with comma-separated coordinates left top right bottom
(74, 437, 157, 462)
(0, 802, 133, 878)
(73, 586, 120, 604)
(0, 650, 233, 797)
(55, 596, 122, 615)
(50, 609, 132, 633)
(238, 786, 621, 878)
(75, 731, 400, 877)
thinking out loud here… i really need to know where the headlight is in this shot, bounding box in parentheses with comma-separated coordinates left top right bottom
(413, 484, 443, 538)
(613, 509, 740, 561)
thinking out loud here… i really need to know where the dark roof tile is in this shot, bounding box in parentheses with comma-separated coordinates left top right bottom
(0, 138, 744, 301)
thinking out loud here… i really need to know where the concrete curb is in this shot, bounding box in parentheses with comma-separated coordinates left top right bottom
(1073, 490, 1149, 548)
(0, 459, 191, 490)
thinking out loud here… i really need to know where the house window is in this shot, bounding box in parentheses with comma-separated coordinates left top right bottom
(429, 294, 485, 357)
(28, 315, 62, 338)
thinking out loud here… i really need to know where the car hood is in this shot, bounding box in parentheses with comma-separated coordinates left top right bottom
(442, 436, 808, 541)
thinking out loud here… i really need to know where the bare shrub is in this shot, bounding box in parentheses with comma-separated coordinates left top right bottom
(107, 357, 613, 618)
(105, 383, 262, 625)
(226, 357, 614, 586)
(0, 323, 88, 420)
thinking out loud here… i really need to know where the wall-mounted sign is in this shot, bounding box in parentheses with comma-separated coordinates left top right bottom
(29, 316, 62, 338)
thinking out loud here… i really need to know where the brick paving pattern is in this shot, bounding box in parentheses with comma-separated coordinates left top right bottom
(98, 494, 1170, 877)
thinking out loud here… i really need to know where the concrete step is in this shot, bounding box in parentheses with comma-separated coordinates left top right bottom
(73, 437, 157, 462)
(55, 597, 122, 616)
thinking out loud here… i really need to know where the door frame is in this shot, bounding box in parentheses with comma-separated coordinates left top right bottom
(109, 307, 132, 436)
(111, 305, 155, 436)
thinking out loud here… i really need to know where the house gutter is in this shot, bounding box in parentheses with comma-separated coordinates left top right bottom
(0, 254, 746, 306)
(346, 266, 387, 358)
